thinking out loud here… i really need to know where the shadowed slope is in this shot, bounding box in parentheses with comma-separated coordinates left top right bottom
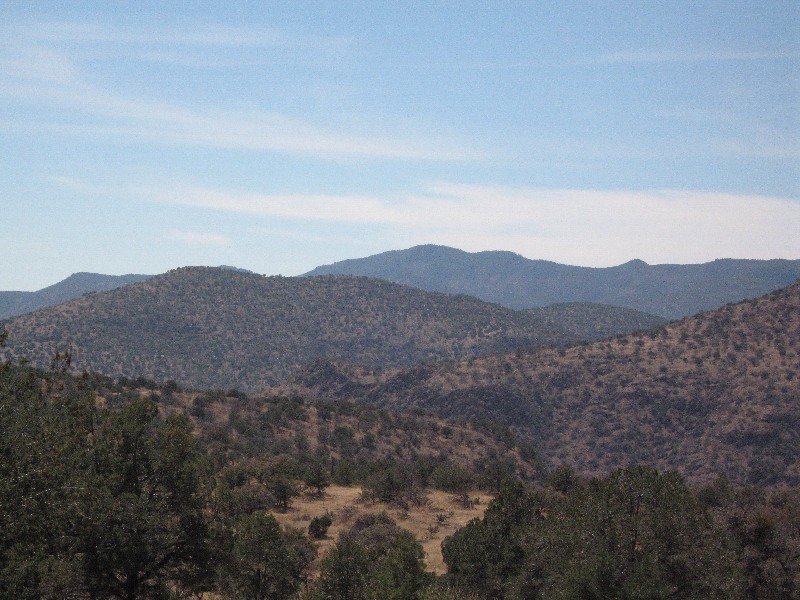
(284, 280, 800, 486)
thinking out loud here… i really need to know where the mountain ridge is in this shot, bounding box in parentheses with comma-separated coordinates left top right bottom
(3, 267, 656, 392)
(0, 272, 153, 319)
(304, 245, 800, 318)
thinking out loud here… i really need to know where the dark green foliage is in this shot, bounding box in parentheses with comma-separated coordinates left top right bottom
(0, 359, 93, 599)
(708, 485, 800, 600)
(475, 451, 518, 493)
(0, 355, 213, 600)
(82, 399, 213, 600)
(311, 513, 430, 600)
(216, 513, 314, 600)
(313, 540, 371, 600)
(443, 467, 745, 600)
(362, 462, 421, 505)
(546, 463, 581, 493)
(429, 461, 474, 496)
(442, 480, 539, 598)
(304, 460, 332, 496)
(308, 514, 333, 539)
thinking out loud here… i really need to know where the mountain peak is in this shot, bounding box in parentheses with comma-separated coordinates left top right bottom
(618, 259, 649, 269)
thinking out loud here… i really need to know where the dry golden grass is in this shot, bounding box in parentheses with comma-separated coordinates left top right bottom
(272, 485, 492, 575)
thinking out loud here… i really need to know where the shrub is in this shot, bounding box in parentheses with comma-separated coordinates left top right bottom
(308, 514, 333, 539)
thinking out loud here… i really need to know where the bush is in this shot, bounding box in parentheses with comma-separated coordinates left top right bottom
(308, 514, 333, 539)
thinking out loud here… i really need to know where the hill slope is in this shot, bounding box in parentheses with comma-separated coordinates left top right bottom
(283, 281, 800, 486)
(304, 245, 800, 318)
(1, 267, 600, 392)
(526, 302, 666, 340)
(0, 272, 152, 319)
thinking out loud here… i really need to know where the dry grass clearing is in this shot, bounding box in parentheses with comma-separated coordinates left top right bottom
(272, 485, 493, 575)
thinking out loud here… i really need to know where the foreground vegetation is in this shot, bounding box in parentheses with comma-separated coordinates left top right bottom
(2, 341, 798, 600)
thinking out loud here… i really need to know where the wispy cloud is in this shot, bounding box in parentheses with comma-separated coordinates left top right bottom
(166, 230, 232, 247)
(584, 48, 799, 66)
(0, 22, 472, 161)
(141, 184, 411, 225)
(139, 182, 800, 266)
(15, 22, 350, 52)
(0, 73, 471, 161)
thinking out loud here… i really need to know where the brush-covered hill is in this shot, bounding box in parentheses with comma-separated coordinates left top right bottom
(526, 302, 666, 339)
(0, 272, 152, 319)
(1, 266, 614, 392)
(283, 280, 800, 487)
(148, 386, 539, 483)
(304, 245, 800, 319)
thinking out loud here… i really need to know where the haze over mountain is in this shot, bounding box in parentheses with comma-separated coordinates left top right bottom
(0, 272, 152, 319)
(2, 267, 655, 392)
(305, 245, 800, 319)
(283, 280, 800, 487)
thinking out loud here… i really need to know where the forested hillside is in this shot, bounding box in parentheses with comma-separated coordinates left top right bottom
(305, 244, 800, 318)
(285, 280, 800, 487)
(2, 267, 602, 392)
(3, 352, 797, 599)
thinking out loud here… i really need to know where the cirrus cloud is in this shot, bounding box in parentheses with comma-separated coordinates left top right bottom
(141, 182, 800, 266)
(166, 229, 232, 247)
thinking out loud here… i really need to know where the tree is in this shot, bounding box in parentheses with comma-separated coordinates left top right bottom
(442, 479, 539, 599)
(82, 398, 212, 600)
(429, 461, 474, 508)
(304, 460, 331, 497)
(443, 467, 745, 599)
(311, 513, 430, 600)
(269, 474, 300, 512)
(533, 467, 742, 599)
(314, 540, 371, 600)
(217, 513, 314, 600)
(365, 531, 429, 600)
(309, 514, 333, 539)
(0, 359, 93, 599)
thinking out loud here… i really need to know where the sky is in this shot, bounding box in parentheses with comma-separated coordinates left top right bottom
(1, 1, 798, 291)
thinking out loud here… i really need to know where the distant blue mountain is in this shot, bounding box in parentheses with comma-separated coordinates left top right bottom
(0, 272, 153, 319)
(304, 245, 800, 319)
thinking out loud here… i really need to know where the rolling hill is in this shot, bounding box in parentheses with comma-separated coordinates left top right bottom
(1, 267, 633, 392)
(0, 272, 152, 319)
(282, 280, 800, 487)
(304, 245, 800, 319)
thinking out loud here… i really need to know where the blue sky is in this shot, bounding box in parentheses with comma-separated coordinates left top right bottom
(1, 1, 798, 290)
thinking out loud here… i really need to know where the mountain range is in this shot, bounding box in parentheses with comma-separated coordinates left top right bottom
(2, 267, 659, 392)
(0, 272, 152, 319)
(1, 252, 798, 487)
(305, 245, 800, 319)
(281, 280, 800, 487)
